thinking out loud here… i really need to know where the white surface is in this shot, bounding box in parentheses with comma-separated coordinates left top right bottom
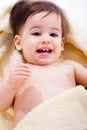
(52, 0, 87, 33)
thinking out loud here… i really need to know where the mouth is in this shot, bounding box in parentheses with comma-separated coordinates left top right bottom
(36, 47, 53, 57)
(36, 47, 53, 54)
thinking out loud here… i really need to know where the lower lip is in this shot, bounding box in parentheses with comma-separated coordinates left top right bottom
(37, 52, 52, 57)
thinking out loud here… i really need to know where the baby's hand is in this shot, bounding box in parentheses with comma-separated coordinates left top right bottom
(4, 63, 31, 88)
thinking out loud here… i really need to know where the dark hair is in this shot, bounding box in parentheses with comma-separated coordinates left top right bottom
(10, 0, 70, 38)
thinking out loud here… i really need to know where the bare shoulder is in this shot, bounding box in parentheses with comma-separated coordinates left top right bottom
(61, 59, 79, 66)
(62, 59, 83, 67)
(60, 60, 87, 88)
(61, 59, 87, 72)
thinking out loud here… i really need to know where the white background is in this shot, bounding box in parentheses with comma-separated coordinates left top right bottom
(0, 0, 87, 33)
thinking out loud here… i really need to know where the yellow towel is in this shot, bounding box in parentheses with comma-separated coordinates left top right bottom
(0, 107, 14, 130)
(14, 86, 87, 130)
(0, 1, 87, 130)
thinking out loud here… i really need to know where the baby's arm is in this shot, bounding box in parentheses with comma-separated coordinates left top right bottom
(73, 61, 87, 88)
(0, 63, 30, 111)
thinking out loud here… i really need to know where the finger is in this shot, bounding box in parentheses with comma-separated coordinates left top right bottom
(15, 71, 31, 76)
(9, 63, 30, 70)
(15, 63, 30, 68)
(15, 75, 30, 79)
(15, 67, 30, 73)
(9, 63, 31, 75)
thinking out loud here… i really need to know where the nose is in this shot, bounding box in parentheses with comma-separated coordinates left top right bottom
(41, 35, 51, 44)
(42, 40, 51, 44)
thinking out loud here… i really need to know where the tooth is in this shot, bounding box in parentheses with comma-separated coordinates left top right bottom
(43, 49, 46, 51)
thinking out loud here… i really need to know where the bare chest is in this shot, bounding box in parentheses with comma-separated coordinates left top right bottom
(15, 66, 75, 98)
(14, 65, 76, 124)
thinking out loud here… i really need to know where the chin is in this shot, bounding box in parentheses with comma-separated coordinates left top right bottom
(36, 60, 55, 66)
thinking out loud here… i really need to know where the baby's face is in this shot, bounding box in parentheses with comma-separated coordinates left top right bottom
(14, 11, 64, 65)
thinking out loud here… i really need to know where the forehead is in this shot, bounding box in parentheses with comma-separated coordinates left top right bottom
(19, 11, 62, 34)
(25, 11, 62, 26)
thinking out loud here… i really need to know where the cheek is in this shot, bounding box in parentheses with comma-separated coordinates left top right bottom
(54, 41, 61, 49)
(55, 43, 62, 54)
(22, 41, 35, 55)
(23, 45, 32, 53)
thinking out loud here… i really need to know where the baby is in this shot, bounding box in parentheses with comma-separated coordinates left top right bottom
(0, 0, 87, 126)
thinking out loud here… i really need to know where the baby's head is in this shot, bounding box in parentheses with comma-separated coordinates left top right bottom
(10, 0, 70, 38)
(10, 0, 70, 65)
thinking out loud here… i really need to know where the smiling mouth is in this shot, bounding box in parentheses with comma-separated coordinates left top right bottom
(36, 48, 53, 54)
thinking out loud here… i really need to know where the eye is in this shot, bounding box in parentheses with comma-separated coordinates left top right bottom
(32, 32, 41, 36)
(50, 33, 58, 37)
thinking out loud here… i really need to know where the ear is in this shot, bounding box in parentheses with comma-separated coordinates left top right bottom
(61, 37, 65, 51)
(14, 35, 22, 51)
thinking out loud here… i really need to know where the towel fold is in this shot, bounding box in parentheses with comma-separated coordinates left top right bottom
(14, 86, 87, 130)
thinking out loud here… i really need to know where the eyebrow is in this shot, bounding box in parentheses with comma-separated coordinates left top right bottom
(29, 26, 41, 31)
(51, 27, 60, 32)
(29, 26, 60, 32)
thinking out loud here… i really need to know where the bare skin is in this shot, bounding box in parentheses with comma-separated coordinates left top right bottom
(0, 10, 87, 126)
(0, 60, 87, 125)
